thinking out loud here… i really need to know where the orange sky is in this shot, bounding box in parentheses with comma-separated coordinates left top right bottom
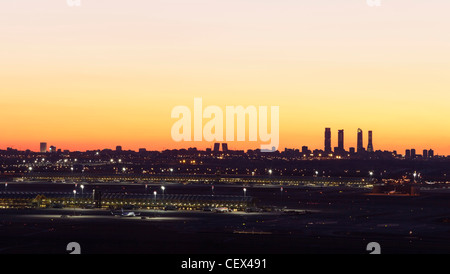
(1, 1, 450, 155)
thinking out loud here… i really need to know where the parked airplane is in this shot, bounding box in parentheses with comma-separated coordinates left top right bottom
(111, 209, 141, 217)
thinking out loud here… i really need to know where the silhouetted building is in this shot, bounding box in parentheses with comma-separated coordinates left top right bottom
(405, 149, 411, 158)
(357, 129, 364, 153)
(324, 128, 332, 153)
(349, 147, 356, 154)
(338, 130, 344, 152)
(213, 143, 220, 152)
(40, 142, 47, 153)
(429, 149, 434, 158)
(367, 131, 374, 153)
(302, 146, 310, 156)
(411, 149, 416, 159)
(222, 143, 228, 152)
(49, 146, 56, 153)
(423, 149, 428, 159)
(116, 146, 122, 152)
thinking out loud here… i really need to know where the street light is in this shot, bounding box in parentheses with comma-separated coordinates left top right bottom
(280, 186, 283, 204)
(268, 169, 273, 175)
(243, 188, 247, 197)
(73, 190, 77, 214)
(80, 184, 84, 196)
(161, 186, 165, 197)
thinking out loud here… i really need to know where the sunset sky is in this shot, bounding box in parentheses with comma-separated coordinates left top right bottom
(1, 0, 450, 154)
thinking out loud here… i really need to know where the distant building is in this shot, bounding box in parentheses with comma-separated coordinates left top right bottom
(139, 148, 147, 154)
(367, 131, 374, 153)
(349, 147, 356, 154)
(338, 130, 344, 152)
(40, 142, 47, 153)
(423, 149, 428, 159)
(405, 149, 411, 159)
(411, 149, 416, 159)
(357, 129, 364, 153)
(49, 146, 56, 153)
(324, 128, 332, 153)
(222, 143, 228, 152)
(116, 146, 122, 152)
(213, 143, 220, 152)
(429, 149, 434, 158)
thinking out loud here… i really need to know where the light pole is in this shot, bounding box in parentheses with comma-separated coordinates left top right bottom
(280, 186, 283, 205)
(73, 190, 76, 215)
(161, 186, 165, 198)
(243, 188, 247, 197)
(80, 184, 84, 196)
(4, 183, 7, 192)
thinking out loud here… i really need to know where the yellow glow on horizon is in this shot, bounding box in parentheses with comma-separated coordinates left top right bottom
(1, 1, 450, 154)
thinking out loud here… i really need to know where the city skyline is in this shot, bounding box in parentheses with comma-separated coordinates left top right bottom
(1, 127, 438, 158)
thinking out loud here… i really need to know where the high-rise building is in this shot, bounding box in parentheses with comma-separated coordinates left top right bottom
(411, 149, 416, 159)
(405, 149, 411, 158)
(213, 143, 220, 152)
(423, 149, 428, 159)
(324, 128, 332, 153)
(338, 130, 344, 152)
(357, 129, 364, 153)
(49, 145, 56, 153)
(429, 149, 434, 158)
(367, 131, 374, 153)
(302, 146, 310, 155)
(116, 146, 122, 152)
(222, 143, 228, 152)
(40, 142, 47, 153)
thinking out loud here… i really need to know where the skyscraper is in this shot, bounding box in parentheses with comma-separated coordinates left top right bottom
(40, 142, 47, 153)
(429, 149, 434, 158)
(423, 149, 428, 159)
(405, 149, 411, 158)
(357, 129, 364, 153)
(213, 143, 220, 152)
(222, 143, 228, 152)
(324, 128, 332, 153)
(367, 131, 374, 153)
(338, 130, 344, 152)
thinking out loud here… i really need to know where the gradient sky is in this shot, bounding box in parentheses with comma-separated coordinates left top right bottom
(1, 0, 450, 154)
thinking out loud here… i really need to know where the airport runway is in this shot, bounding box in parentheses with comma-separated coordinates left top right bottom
(1, 183, 450, 254)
